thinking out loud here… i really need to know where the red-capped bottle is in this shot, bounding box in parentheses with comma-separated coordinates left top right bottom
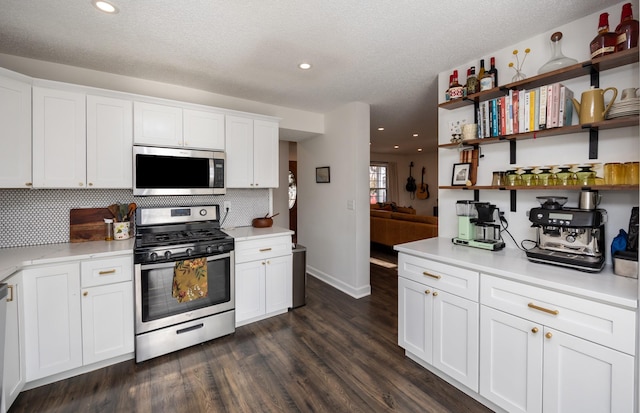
(449, 70, 464, 100)
(446, 74, 453, 101)
(488, 57, 499, 87)
(616, 3, 639, 51)
(590, 12, 617, 58)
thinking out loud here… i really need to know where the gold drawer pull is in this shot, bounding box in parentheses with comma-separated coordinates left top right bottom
(531, 327, 539, 334)
(432, 291, 438, 297)
(99, 269, 116, 275)
(259, 248, 272, 252)
(528, 302, 559, 316)
(422, 271, 441, 279)
(545, 332, 553, 339)
(7, 285, 13, 302)
(424, 289, 430, 295)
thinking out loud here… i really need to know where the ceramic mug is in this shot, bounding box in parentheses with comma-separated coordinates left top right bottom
(621, 87, 639, 100)
(113, 221, 130, 240)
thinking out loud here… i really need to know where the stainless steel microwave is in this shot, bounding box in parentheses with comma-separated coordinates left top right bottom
(133, 145, 225, 196)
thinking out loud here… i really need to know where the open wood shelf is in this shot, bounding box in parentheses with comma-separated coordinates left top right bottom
(438, 47, 639, 110)
(438, 115, 639, 149)
(440, 184, 639, 191)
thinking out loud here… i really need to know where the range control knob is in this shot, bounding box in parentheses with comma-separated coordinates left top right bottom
(186, 248, 193, 257)
(218, 244, 226, 252)
(164, 251, 172, 260)
(566, 234, 576, 243)
(206, 246, 214, 254)
(149, 252, 158, 261)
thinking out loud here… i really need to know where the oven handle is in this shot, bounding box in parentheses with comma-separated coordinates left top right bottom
(136, 251, 232, 270)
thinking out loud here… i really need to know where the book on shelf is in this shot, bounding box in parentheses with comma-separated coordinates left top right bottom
(532, 88, 540, 132)
(512, 89, 519, 134)
(499, 96, 507, 136)
(558, 85, 575, 127)
(518, 90, 526, 133)
(491, 98, 498, 137)
(524, 91, 531, 132)
(539, 86, 547, 130)
(549, 83, 561, 128)
(506, 91, 513, 135)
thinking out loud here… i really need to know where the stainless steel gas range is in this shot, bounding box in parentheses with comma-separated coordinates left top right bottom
(133, 205, 235, 362)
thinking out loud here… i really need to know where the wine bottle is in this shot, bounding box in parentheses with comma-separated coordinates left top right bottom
(488, 57, 499, 87)
(616, 2, 639, 51)
(590, 12, 617, 58)
(449, 70, 464, 100)
(479, 60, 493, 92)
(477, 59, 486, 82)
(466, 67, 479, 95)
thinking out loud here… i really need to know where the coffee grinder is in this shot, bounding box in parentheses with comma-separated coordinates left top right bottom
(453, 200, 505, 251)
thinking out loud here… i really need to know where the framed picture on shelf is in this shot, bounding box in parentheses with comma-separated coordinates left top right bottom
(451, 163, 471, 186)
(316, 166, 330, 183)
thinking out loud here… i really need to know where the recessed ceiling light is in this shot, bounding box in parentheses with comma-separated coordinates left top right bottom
(378, 127, 385, 131)
(394, 145, 399, 149)
(93, 0, 119, 13)
(298, 62, 312, 70)
(417, 148, 423, 152)
(413, 133, 419, 137)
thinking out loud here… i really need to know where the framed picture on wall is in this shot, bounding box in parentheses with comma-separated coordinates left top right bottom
(451, 163, 471, 186)
(316, 166, 330, 183)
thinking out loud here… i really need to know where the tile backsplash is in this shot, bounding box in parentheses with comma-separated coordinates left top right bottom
(0, 188, 269, 248)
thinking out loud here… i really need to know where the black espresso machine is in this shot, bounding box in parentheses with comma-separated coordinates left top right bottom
(526, 196, 607, 272)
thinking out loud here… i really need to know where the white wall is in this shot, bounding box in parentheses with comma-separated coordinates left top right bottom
(437, 1, 639, 259)
(371, 151, 438, 216)
(298, 102, 371, 298)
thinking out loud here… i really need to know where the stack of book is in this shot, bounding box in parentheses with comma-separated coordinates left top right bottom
(477, 83, 574, 139)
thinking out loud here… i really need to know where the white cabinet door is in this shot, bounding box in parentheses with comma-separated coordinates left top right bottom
(235, 260, 265, 325)
(265, 254, 292, 314)
(432, 289, 479, 391)
(2, 273, 25, 413)
(0, 73, 31, 188)
(32, 87, 86, 188)
(22, 264, 82, 381)
(543, 328, 635, 413)
(183, 109, 225, 150)
(253, 119, 279, 188)
(133, 101, 182, 147)
(398, 277, 432, 363)
(81, 281, 134, 365)
(86, 95, 133, 188)
(479, 306, 543, 413)
(225, 115, 254, 188)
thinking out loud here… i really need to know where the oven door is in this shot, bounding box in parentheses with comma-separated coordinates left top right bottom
(134, 251, 234, 334)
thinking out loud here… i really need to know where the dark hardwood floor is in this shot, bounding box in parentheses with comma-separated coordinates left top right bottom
(9, 246, 492, 413)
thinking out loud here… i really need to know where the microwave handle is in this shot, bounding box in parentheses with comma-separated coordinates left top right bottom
(209, 158, 215, 188)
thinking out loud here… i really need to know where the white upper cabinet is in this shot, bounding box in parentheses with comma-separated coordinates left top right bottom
(183, 108, 225, 150)
(32, 86, 87, 188)
(134, 101, 225, 150)
(0, 71, 31, 188)
(226, 115, 279, 188)
(86, 95, 133, 188)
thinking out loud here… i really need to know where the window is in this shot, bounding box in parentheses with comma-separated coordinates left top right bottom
(369, 163, 387, 204)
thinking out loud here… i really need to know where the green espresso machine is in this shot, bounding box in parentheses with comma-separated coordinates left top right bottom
(452, 200, 505, 251)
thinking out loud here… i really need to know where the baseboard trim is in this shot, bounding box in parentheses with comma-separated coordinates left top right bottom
(306, 265, 371, 299)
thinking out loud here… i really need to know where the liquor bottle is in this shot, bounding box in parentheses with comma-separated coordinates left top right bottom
(479, 61, 494, 92)
(449, 70, 464, 100)
(445, 74, 453, 101)
(616, 2, 639, 51)
(488, 57, 499, 87)
(466, 67, 479, 95)
(590, 12, 617, 58)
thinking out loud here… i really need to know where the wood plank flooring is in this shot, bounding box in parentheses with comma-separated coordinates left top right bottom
(9, 246, 492, 413)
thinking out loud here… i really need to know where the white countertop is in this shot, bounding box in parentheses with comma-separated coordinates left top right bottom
(223, 225, 294, 241)
(395, 237, 638, 309)
(0, 239, 134, 281)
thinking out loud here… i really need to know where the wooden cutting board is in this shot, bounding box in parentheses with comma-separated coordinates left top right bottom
(70, 208, 114, 242)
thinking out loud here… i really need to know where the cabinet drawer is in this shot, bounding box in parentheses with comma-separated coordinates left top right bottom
(398, 253, 479, 301)
(480, 274, 636, 355)
(81, 256, 133, 288)
(235, 235, 292, 263)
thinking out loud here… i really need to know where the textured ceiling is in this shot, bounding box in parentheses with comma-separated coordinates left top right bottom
(0, 0, 609, 154)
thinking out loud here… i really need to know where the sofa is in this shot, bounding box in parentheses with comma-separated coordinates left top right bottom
(370, 203, 438, 247)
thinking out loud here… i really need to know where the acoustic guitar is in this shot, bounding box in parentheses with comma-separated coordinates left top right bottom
(417, 167, 430, 200)
(405, 162, 417, 195)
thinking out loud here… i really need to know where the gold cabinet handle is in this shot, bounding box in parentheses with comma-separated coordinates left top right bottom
(424, 289, 431, 295)
(531, 327, 539, 334)
(266, 260, 270, 265)
(25, 182, 32, 187)
(527, 302, 559, 316)
(545, 332, 553, 339)
(7, 285, 14, 302)
(259, 248, 272, 252)
(262, 261, 266, 265)
(422, 271, 441, 280)
(432, 291, 438, 297)
(99, 269, 116, 275)
(83, 291, 88, 297)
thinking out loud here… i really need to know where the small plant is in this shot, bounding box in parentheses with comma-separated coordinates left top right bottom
(509, 48, 530, 82)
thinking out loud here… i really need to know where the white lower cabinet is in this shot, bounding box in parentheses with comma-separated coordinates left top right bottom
(480, 274, 636, 413)
(235, 234, 292, 326)
(22, 255, 133, 383)
(3, 272, 26, 413)
(397, 253, 479, 391)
